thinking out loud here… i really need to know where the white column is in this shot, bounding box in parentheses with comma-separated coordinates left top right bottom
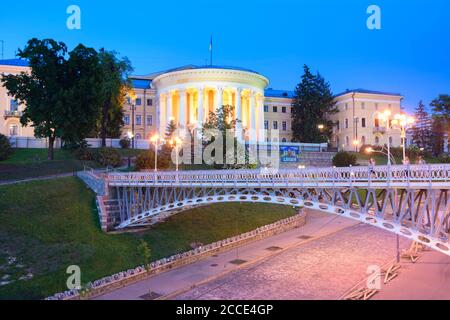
(159, 93, 166, 136)
(166, 92, 173, 125)
(235, 88, 243, 140)
(179, 89, 187, 129)
(216, 87, 223, 112)
(258, 95, 265, 142)
(204, 89, 210, 121)
(197, 88, 204, 129)
(249, 91, 256, 143)
(189, 92, 195, 125)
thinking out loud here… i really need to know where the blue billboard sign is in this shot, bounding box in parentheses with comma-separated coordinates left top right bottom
(280, 146, 300, 163)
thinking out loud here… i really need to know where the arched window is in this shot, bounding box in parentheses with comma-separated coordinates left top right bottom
(135, 133, 141, 140)
(345, 136, 350, 146)
(375, 136, 380, 145)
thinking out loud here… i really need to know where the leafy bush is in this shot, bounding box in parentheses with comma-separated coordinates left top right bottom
(0, 134, 12, 161)
(135, 148, 171, 171)
(73, 147, 93, 161)
(119, 138, 131, 149)
(438, 155, 450, 164)
(332, 151, 357, 167)
(95, 148, 122, 167)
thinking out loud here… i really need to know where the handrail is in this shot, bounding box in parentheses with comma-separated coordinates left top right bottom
(106, 164, 450, 186)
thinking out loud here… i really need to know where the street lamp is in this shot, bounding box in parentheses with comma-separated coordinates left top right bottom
(393, 114, 415, 163)
(378, 110, 396, 165)
(150, 134, 165, 172)
(169, 136, 182, 172)
(317, 124, 325, 131)
(127, 89, 137, 149)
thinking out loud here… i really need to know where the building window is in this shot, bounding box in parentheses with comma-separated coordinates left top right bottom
(9, 124, 18, 136)
(389, 137, 393, 145)
(264, 105, 269, 112)
(282, 106, 286, 113)
(374, 118, 380, 127)
(135, 133, 141, 140)
(345, 103, 348, 111)
(264, 121, 269, 130)
(361, 136, 366, 145)
(361, 102, 365, 110)
(345, 136, 349, 147)
(147, 99, 153, 106)
(361, 118, 366, 128)
(291, 107, 294, 114)
(273, 106, 278, 113)
(282, 121, 287, 131)
(345, 118, 349, 129)
(136, 98, 142, 106)
(124, 114, 130, 125)
(273, 121, 278, 130)
(146, 115, 153, 126)
(10, 100, 19, 112)
(375, 136, 380, 145)
(136, 115, 142, 126)
(282, 138, 287, 143)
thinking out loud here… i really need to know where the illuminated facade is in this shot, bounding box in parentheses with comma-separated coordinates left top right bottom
(0, 60, 403, 149)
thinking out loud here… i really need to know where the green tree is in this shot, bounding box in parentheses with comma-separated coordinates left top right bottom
(137, 240, 152, 270)
(203, 105, 250, 169)
(165, 119, 177, 141)
(431, 94, 450, 149)
(2, 39, 67, 160)
(2, 38, 104, 160)
(411, 101, 432, 151)
(95, 49, 133, 147)
(291, 65, 337, 143)
(431, 116, 446, 156)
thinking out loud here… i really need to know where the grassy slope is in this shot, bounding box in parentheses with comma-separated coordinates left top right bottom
(0, 149, 99, 181)
(0, 177, 295, 300)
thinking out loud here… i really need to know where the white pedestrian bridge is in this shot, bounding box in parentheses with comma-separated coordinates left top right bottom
(88, 164, 450, 256)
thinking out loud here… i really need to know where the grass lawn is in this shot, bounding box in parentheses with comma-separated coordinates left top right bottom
(0, 149, 99, 181)
(0, 177, 296, 300)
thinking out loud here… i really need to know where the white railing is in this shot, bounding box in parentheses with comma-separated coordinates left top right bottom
(107, 164, 450, 187)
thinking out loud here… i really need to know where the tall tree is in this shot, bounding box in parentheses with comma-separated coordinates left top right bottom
(2, 38, 106, 159)
(431, 94, 450, 149)
(431, 116, 446, 156)
(411, 101, 432, 151)
(2, 39, 67, 160)
(96, 50, 132, 147)
(291, 65, 337, 143)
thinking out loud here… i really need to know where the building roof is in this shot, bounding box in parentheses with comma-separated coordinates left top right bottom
(265, 88, 295, 99)
(133, 64, 263, 80)
(0, 59, 29, 67)
(335, 88, 402, 97)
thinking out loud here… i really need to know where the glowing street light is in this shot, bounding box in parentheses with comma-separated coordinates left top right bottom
(169, 136, 183, 172)
(150, 134, 165, 172)
(317, 124, 325, 131)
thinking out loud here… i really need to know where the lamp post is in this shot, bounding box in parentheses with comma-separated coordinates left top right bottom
(394, 114, 415, 163)
(150, 134, 164, 172)
(169, 136, 182, 172)
(127, 131, 134, 168)
(127, 89, 137, 149)
(378, 110, 393, 165)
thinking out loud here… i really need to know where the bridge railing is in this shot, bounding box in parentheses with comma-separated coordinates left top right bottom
(106, 164, 450, 186)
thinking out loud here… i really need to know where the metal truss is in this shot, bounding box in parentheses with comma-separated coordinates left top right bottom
(103, 164, 450, 256)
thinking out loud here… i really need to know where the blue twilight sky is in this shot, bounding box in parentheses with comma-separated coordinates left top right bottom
(0, 0, 449, 112)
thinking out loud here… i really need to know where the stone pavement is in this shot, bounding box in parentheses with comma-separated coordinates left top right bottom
(373, 250, 450, 300)
(175, 223, 410, 300)
(94, 211, 361, 300)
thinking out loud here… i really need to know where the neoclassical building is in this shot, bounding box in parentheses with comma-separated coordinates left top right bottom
(0, 59, 403, 149)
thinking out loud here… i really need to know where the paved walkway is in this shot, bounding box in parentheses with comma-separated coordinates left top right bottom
(96, 212, 409, 300)
(0, 172, 75, 186)
(94, 211, 360, 300)
(373, 250, 450, 300)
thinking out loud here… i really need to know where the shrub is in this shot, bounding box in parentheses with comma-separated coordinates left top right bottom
(135, 148, 171, 171)
(0, 134, 12, 161)
(95, 148, 122, 167)
(332, 151, 357, 167)
(73, 148, 93, 161)
(119, 138, 131, 149)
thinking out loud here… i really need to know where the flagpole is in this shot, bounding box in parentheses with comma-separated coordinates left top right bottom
(210, 34, 213, 66)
